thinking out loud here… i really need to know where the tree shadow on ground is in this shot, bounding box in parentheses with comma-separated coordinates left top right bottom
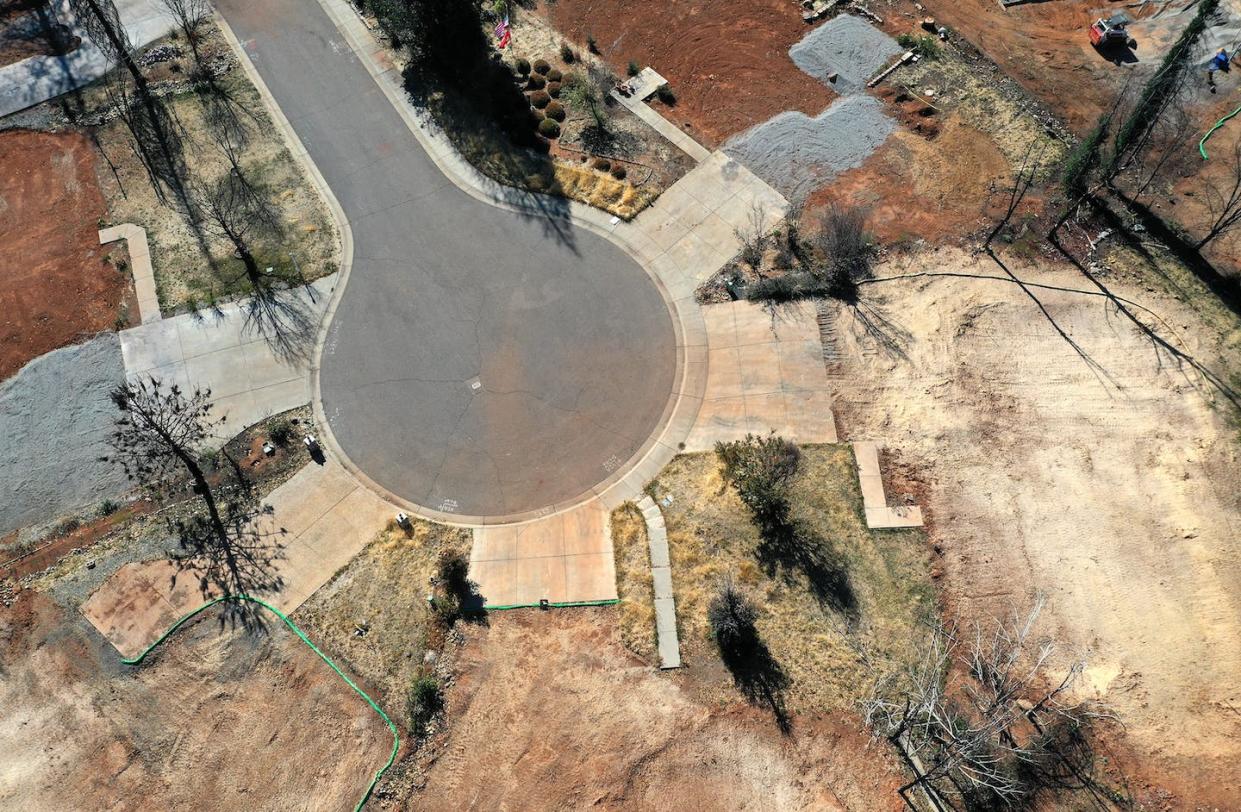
(754, 513, 858, 625)
(167, 495, 287, 632)
(717, 624, 793, 734)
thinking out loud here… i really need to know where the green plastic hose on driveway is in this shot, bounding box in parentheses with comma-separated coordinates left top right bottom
(121, 594, 399, 812)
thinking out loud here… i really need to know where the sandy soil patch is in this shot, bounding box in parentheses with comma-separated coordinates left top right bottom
(829, 245, 1241, 805)
(415, 609, 908, 810)
(540, 0, 836, 148)
(0, 129, 133, 381)
(0, 589, 390, 810)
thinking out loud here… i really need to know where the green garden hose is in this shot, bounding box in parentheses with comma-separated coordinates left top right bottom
(121, 595, 399, 812)
(1199, 102, 1241, 159)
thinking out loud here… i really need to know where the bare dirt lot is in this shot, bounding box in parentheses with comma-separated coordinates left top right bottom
(0, 129, 132, 381)
(540, 0, 836, 148)
(828, 245, 1241, 806)
(412, 608, 908, 810)
(907, 0, 1171, 133)
(0, 589, 390, 810)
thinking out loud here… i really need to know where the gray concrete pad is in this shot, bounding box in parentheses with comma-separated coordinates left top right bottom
(0, 334, 129, 535)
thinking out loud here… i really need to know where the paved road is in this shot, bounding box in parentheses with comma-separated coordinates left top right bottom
(215, 0, 676, 520)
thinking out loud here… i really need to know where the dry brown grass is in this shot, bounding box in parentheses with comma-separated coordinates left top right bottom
(645, 444, 936, 714)
(94, 24, 337, 312)
(293, 521, 472, 713)
(544, 162, 653, 220)
(609, 502, 657, 660)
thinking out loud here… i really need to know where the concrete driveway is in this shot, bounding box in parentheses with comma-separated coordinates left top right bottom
(214, 0, 677, 522)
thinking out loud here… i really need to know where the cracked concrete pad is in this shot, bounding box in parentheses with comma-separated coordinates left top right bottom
(0, 334, 129, 535)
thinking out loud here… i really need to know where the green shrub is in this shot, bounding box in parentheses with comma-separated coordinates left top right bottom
(715, 433, 801, 528)
(897, 33, 940, 60)
(547, 80, 561, 98)
(655, 84, 676, 105)
(708, 579, 759, 655)
(532, 107, 545, 121)
(559, 43, 575, 63)
(538, 117, 561, 138)
(545, 100, 565, 121)
(515, 57, 531, 75)
(546, 67, 562, 82)
(611, 164, 627, 180)
(627, 60, 640, 77)
(533, 58, 551, 75)
(268, 418, 294, 446)
(98, 499, 121, 517)
(530, 90, 551, 108)
(406, 674, 443, 738)
(55, 517, 82, 536)
(526, 73, 545, 90)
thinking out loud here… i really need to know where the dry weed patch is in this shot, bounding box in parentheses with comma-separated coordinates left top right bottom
(643, 444, 935, 713)
(609, 502, 657, 660)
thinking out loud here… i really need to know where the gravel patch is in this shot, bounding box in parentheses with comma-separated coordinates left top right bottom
(790, 14, 903, 94)
(0, 334, 131, 535)
(723, 94, 895, 201)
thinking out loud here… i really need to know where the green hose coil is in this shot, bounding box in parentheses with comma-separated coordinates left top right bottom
(121, 595, 399, 812)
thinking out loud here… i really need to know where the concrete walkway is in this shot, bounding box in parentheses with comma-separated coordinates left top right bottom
(99, 223, 159, 324)
(81, 457, 394, 658)
(638, 495, 680, 669)
(685, 300, 837, 451)
(119, 276, 334, 441)
(469, 503, 615, 607)
(610, 68, 712, 163)
(852, 441, 923, 529)
(0, 0, 177, 118)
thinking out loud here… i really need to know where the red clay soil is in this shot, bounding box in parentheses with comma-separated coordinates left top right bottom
(911, 0, 1167, 133)
(807, 108, 1011, 244)
(0, 129, 131, 382)
(540, 0, 836, 148)
(412, 609, 908, 810)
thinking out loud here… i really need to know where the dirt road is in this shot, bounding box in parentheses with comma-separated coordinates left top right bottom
(828, 247, 1241, 805)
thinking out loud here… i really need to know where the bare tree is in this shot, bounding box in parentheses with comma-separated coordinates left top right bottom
(862, 599, 1113, 809)
(71, 0, 187, 203)
(984, 139, 1046, 251)
(1196, 138, 1241, 249)
(807, 204, 872, 299)
(104, 377, 284, 613)
(157, 0, 210, 61)
(190, 168, 278, 283)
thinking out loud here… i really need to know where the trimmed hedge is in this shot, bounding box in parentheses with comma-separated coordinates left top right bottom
(545, 101, 565, 121)
(547, 68, 562, 83)
(538, 118, 561, 138)
(547, 81, 561, 98)
(526, 74, 545, 90)
(530, 90, 551, 108)
(611, 164, 627, 180)
(533, 58, 551, 75)
(515, 57, 531, 75)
